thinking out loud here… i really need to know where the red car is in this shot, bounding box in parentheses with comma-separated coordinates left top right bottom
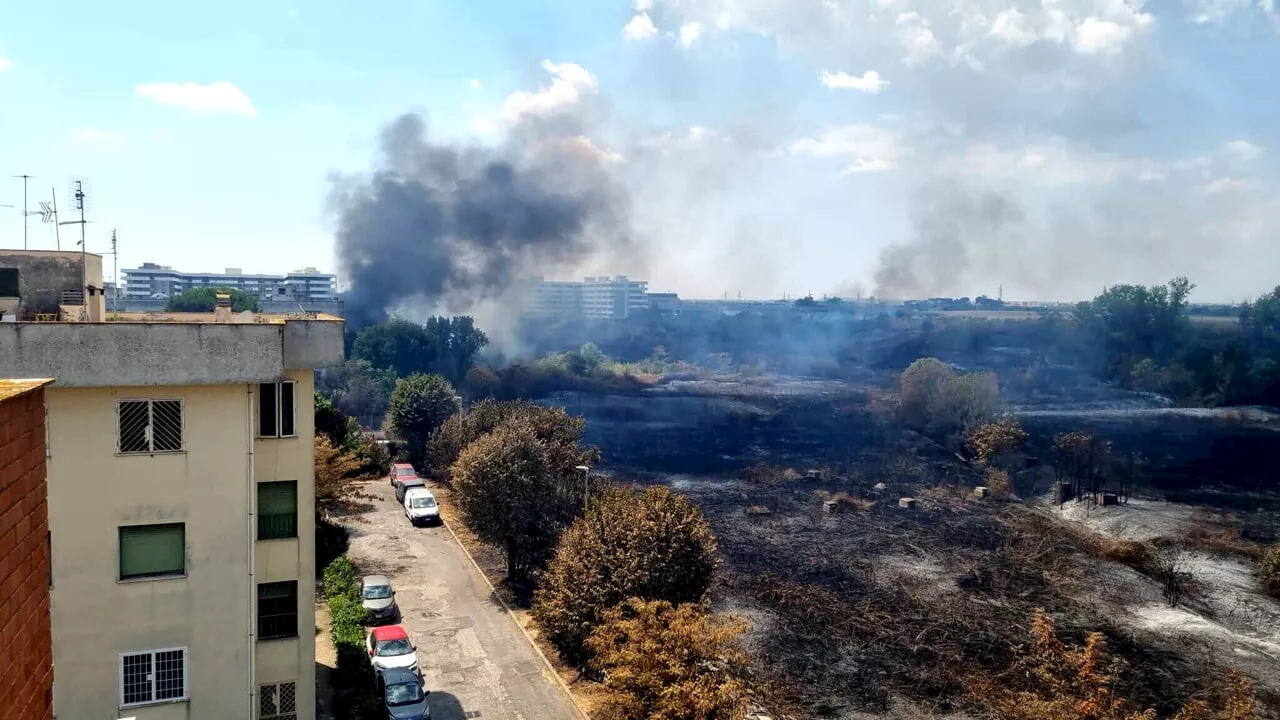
(390, 463, 418, 489)
(365, 624, 420, 677)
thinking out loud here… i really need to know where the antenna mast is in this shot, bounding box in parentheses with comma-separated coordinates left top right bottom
(110, 229, 118, 311)
(38, 189, 61, 250)
(11, 175, 36, 249)
(57, 178, 91, 299)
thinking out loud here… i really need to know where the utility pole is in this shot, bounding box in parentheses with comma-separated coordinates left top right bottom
(58, 180, 90, 299)
(110, 230, 118, 311)
(11, 175, 35, 249)
(38, 189, 61, 250)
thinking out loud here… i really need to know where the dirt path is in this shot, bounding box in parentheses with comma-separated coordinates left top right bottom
(315, 600, 337, 720)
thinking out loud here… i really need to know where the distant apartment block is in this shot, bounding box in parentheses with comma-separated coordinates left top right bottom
(123, 263, 337, 302)
(521, 275, 654, 320)
(2, 249, 344, 719)
(0, 379, 54, 720)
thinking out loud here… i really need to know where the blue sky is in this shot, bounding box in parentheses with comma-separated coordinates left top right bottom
(2, 0, 1278, 302)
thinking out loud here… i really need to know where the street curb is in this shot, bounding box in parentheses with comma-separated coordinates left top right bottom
(436, 507, 591, 720)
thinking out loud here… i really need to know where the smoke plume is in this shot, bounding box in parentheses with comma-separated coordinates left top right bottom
(329, 113, 634, 329)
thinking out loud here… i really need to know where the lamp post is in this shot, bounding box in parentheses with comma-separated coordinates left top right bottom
(575, 465, 591, 512)
(453, 395, 464, 416)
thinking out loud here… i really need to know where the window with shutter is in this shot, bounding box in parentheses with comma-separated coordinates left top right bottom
(258, 482, 298, 540)
(119, 523, 185, 580)
(257, 382, 297, 438)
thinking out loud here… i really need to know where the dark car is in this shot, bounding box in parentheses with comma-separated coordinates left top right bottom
(395, 476, 426, 504)
(378, 667, 431, 719)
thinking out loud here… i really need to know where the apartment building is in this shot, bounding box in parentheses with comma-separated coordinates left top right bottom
(123, 263, 337, 302)
(0, 307, 343, 718)
(520, 275, 654, 320)
(0, 379, 55, 720)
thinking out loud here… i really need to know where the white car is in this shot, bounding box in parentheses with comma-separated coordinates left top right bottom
(366, 625, 420, 677)
(404, 487, 441, 526)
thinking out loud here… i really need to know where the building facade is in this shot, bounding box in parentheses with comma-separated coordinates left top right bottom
(123, 264, 337, 302)
(0, 316, 344, 720)
(520, 275, 655, 320)
(0, 379, 55, 720)
(1, 249, 107, 321)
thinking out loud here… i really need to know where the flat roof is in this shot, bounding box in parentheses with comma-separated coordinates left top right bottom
(12, 311, 343, 325)
(0, 378, 54, 402)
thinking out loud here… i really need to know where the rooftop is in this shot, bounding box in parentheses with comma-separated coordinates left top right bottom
(8, 311, 343, 325)
(0, 378, 53, 403)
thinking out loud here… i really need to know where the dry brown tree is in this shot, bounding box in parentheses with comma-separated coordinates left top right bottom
(586, 599, 749, 720)
(314, 435, 371, 517)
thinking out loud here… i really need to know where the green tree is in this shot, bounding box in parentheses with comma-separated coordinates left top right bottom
(585, 599, 749, 720)
(428, 400, 600, 477)
(352, 316, 489, 385)
(318, 360, 398, 427)
(165, 286, 258, 312)
(899, 358, 998, 434)
(450, 422, 560, 596)
(315, 392, 351, 448)
(532, 486, 719, 665)
(1072, 277, 1195, 379)
(388, 374, 458, 466)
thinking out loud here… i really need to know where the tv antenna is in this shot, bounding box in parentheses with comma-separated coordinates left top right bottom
(11, 174, 36, 249)
(58, 178, 92, 296)
(37, 190, 61, 250)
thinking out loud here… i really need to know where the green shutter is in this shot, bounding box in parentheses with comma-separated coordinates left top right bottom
(258, 482, 297, 540)
(119, 524, 185, 579)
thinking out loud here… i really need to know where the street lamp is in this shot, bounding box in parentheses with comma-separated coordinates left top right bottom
(575, 465, 591, 511)
(453, 395, 464, 416)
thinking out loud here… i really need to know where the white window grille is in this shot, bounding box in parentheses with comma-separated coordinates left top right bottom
(120, 647, 187, 707)
(260, 681, 298, 719)
(117, 399, 184, 454)
(257, 382, 297, 438)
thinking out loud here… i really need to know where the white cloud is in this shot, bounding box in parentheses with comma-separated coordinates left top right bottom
(625, 13, 659, 40)
(820, 69, 889, 92)
(1203, 177, 1250, 195)
(989, 8, 1038, 46)
(1187, 0, 1266, 24)
(0, 57, 12, 73)
(472, 116, 497, 134)
(469, 78, 484, 91)
(1225, 140, 1263, 162)
(680, 21, 705, 46)
(555, 136, 627, 164)
(499, 60, 597, 125)
(790, 124, 905, 173)
(896, 13, 943, 64)
(135, 81, 257, 116)
(1072, 18, 1130, 53)
(940, 140, 1166, 185)
(635, 0, 654, 10)
(72, 129, 122, 143)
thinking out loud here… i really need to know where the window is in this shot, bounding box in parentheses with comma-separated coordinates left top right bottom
(117, 399, 184, 454)
(260, 682, 297, 720)
(119, 524, 185, 580)
(258, 382, 296, 438)
(120, 647, 187, 707)
(258, 482, 298, 540)
(258, 581, 298, 640)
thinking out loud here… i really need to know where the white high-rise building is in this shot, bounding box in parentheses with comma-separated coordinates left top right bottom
(520, 276, 653, 320)
(123, 264, 337, 302)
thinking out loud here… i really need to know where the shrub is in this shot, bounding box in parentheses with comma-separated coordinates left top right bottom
(323, 555, 358, 601)
(585, 599, 749, 720)
(967, 418, 1029, 466)
(1261, 545, 1280, 598)
(533, 486, 719, 666)
(899, 357, 998, 434)
(322, 555, 380, 719)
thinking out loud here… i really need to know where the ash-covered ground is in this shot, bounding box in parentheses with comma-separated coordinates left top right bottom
(544, 373, 1280, 719)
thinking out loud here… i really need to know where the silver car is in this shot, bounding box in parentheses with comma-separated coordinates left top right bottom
(361, 575, 398, 624)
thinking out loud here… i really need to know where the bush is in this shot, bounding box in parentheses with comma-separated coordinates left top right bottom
(322, 555, 380, 718)
(585, 599, 749, 720)
(899, 357, 998, 434)
(532, 486, 719, 666)
(1261, 545, 1280, 598)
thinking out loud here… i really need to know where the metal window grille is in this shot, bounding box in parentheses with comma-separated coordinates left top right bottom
(117, 399, 184, 454)
(120, 647, 187, 707)
(257, 581, 299, 640)
(260, 682, 298, 720)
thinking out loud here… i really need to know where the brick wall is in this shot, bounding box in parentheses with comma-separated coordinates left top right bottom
(0, 387, 53, 720)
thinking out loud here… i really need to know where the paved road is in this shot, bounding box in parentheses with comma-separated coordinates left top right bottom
(345, 479, 581, 720)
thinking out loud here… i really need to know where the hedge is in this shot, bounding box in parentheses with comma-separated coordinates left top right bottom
(323, 556, 383, 718)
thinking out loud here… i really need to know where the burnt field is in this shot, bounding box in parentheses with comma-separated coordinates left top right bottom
(545, 376, 1280, 719)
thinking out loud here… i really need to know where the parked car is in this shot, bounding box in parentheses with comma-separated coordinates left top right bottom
(395, 477, 426, 504)
(361, 575, 398, 624)
(403, 487, 441, 526)
(378, 667, 431, 719)
(390, 463, 418, 489)
(366, 625, 420, 677)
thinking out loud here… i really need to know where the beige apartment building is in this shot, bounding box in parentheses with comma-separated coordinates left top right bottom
(1, 250, 343, 720)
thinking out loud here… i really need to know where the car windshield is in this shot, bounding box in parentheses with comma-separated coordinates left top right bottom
(396, 468, 416, 476)
(362, 585, 392, 600)
(386, 681, 424, 706)
(411, 496, 437, 509)
(376, 638, 414, 657)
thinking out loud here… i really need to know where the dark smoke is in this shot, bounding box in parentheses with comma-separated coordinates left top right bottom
(330, 113, 633, 329)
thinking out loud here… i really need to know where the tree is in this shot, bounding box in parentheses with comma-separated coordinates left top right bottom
(315, 435, 367, 516)
(461, 365, 501, 400)
(315, 392, 351, 448)
(1072, 278, 1196, 380)
(899, 358, 998, 434)
(532, 486, 719, 665)
(585, 599, 749, 720)
(899, 358, 954, 430)
(352, 316, 489, 384)
(165, 286, 257, 312)
(966, 418, 1029, 467)
(428, 400, 600, 477)
(1261, 545, 1280, 598)
(318, 360, 398, 428)
(388, 374, 458, 467)
(450, 422, 560, 597)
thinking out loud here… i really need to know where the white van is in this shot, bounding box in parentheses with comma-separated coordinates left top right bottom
(403, 487, 441, 526)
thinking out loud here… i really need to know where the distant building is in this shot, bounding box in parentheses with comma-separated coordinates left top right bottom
(123, 263, 337, 302)
(521, 275, 656, 320)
